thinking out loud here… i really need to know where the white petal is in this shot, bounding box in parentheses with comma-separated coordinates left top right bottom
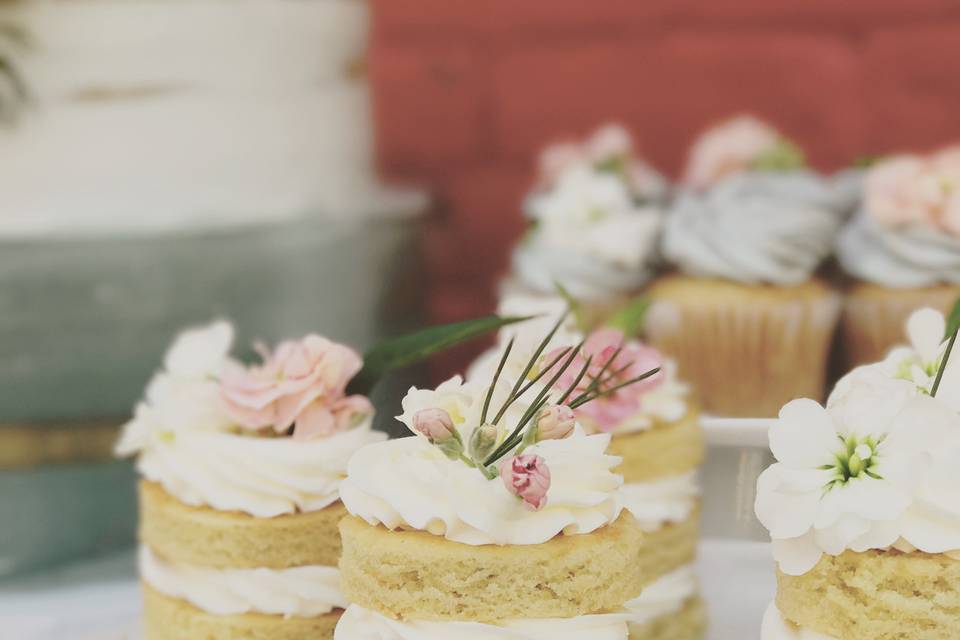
(772, 533, 823, 576)
(847, 518, 901, 553)
(165, 320, 234, 377)
(814, 514, 869, 555)
(907, 308, 947, 363)
(771, 399, 837, 468)
(755, 466, 825, 539)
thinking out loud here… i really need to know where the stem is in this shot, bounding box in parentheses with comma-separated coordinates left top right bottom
(511, 347, 571, 403)
(568, 367, 661, 409)
(571, 361, 633, 406)
(582, 344, 623, 397)
(481, 337, 514, 425)
(932, 329, 958, 397)
(491, 311, 569, 425)
(484, 340, 584, 466)
(557, 354, 593, 405)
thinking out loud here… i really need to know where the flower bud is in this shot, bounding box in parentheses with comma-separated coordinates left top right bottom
(413, 408, 456, 444)
(535, 405, 575, 441)
(500, 454, 551, 512)
(469, 424, 499, 462)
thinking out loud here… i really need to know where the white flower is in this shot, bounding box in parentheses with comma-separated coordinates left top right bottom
(115, 321, 236, 456)
(755, 370, 952, 576)
(526, 166, 662, 272)
(530, 165, 636, 227)
(874, 307, 959, 411)
(396, 376, 477, 438)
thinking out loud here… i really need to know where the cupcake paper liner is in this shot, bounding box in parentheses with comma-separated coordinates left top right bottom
(644, 276, 841, 418)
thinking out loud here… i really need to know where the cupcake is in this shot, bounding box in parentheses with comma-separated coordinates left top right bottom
(336, 322, 662, 638)
(116, 322, 384, 638)
(467, 307, 706, 638)
(837, 148, 960, 368)
(646, 115, 853, 417)
(505, 123, 668, 321)
(756, 306, 960, 638)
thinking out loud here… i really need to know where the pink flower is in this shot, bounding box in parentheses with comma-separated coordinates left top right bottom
(536, 123, 642, 189)
(500, 454, 551, 511)
(412, 408, 457, 443)
(866, 149, 960, 237)
(683, 115, 782, 190)
(546, 328, 664, 432)
(220, 335, 372, 440)
(535, 404, 576, 441)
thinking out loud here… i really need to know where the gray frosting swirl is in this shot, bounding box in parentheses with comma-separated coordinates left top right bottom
(663, 170, 853, 286)
(837, 212, 960, 288)
(511, 239, 656, 301)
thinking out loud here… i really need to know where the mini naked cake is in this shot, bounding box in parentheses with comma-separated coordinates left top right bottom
(335, 321, 663, 638)
(116, 322, 386, 639)
(470, 303, 705, 639)
(756, 305, 960, 639)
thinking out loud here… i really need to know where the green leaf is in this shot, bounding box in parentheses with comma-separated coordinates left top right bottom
(348, 315, 531, 395)
(944, 297, 960, 342)
(751, 138, 806, 172)
(607, 296, 651, 338)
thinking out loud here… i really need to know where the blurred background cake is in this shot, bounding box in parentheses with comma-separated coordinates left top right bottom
(646, 115, 854, 417)
(838, 148, 960, 368)
(0, 0, 426, 577)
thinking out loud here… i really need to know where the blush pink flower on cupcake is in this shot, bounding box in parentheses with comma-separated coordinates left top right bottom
(500, 454, 551, 511)
(547, 328, 665, 432)
(683, 115, 782, 189)
(220, 335, 372, 440)
(865, 149, 960, 237)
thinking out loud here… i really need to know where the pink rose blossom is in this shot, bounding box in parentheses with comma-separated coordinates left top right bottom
(412, 408, 457, 443)
(500, 454, 551, 511)
(546, 328, 664, 432)
(683, 115, 781, 190)
(220, 335, 372, 440)
(866, 149, 960, 237)
(535, 404, 576, 441)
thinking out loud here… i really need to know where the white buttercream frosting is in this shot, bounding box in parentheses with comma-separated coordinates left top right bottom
(334, 604, 630, 640)
(837, 211, 960, 287)
(139, 546, 347, 617)
(513, 166, 663, 300)
(624, 565, 699, 629)
(340, 431, 624, 546)
(621, 473, 700, 533)
(138, 419, 385, 518)
(761, 602, 835, 640)
(116, 321, 386, 517)
(664, 171, 851, 285)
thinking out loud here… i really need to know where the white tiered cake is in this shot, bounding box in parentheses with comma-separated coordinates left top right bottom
(0, 0, 426, 577)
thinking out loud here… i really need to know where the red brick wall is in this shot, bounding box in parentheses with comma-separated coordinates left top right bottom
(369, 0, 960, 373)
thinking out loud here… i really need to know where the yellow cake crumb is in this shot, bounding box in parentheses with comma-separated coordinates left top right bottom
(139, 481, 344, 569)
(607, 409, 704, 483)
(339, 511, 651, 623)
(142, 584, 340, 640)
(776, 549, 960, 640)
